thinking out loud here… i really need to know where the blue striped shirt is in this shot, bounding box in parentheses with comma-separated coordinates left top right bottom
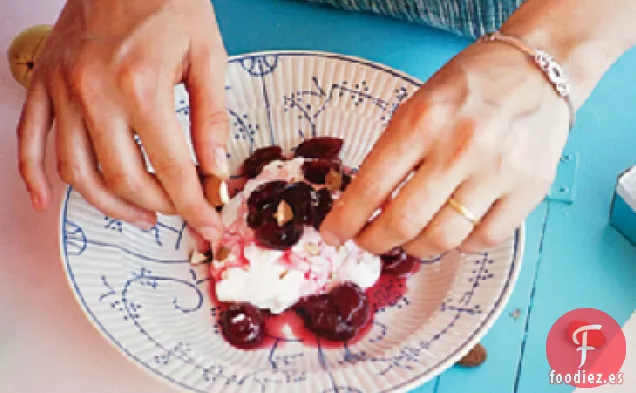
(298, 0, 524, 37)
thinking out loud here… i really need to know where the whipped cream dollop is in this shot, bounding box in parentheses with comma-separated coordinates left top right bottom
(209, 158, 382, 314)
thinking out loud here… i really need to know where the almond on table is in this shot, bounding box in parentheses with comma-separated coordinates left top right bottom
(456, 343, 487, 367)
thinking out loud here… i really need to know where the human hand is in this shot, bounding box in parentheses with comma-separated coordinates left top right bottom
(320, 39, 571, 256)
(17, 0, 229, 241)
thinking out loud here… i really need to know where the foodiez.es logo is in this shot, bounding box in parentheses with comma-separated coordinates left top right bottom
(546, 308, 626, 388)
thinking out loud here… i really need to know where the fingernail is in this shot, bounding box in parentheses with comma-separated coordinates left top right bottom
(204, 177, 230, 207)
(132, 220, 154, 230)
(321, 231, 341, 247)
(214, 147, 230, 180)
(199, 226, 222, 242)
(220, 181, 231, 204)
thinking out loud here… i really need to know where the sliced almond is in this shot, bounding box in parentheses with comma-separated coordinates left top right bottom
(274, 200, 294, 227)
(215, 246, 231, 261)
(304, 242, 320, 256)
(325, 169, 343, 192)
(203, 175, 230, 207)
(190, 250, 212, 265)
(279, 270, 289, 279)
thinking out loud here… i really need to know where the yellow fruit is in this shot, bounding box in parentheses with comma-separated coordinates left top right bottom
(7, 25, 52, 88)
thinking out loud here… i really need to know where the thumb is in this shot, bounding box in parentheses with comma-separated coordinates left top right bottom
(187, 42, 230, 183)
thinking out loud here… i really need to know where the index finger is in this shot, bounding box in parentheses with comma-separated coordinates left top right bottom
(131, 83, 222, 242)
(188, 38, 230, 180)
(319, 96, 437, 246)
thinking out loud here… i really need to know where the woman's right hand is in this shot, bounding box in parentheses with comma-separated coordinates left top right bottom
(17, 0, 229, 242)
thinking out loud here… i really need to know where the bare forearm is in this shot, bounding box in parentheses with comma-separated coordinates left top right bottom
(500, 0, 636, 108)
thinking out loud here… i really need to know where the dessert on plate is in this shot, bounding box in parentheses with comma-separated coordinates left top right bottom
(191, 137, 420, 349)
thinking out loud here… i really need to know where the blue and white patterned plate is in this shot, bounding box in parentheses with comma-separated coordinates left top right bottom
(59, 51, 524, 393)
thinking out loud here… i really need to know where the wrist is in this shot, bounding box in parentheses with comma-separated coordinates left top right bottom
(499, 0, 635, 109)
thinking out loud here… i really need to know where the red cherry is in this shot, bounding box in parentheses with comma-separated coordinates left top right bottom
(330, 282, 370, 328)
(295, 282, 369, 341)
(282, 182, 315, 224)
(246, 181, 287, 228)
(380, 248, 419, 276)
(242, 146, 285, 179)
(253, 220, 304, 250)
(221, 303, 265, 348)
(294, 137, 344, 159)
(302, 159, 339, 185)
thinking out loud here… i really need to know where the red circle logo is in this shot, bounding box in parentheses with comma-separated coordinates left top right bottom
(546, 308, 626, 388)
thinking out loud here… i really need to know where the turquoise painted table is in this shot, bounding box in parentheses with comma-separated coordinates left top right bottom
(214, 1, 636, 392)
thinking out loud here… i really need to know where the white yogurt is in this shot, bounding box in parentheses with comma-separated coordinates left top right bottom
(210, 159, 381, 314)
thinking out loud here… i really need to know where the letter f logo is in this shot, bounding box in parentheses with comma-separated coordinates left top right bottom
(572, 324, 602, 368)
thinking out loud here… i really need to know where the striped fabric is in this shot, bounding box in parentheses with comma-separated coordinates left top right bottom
(298, 0, 525, 38)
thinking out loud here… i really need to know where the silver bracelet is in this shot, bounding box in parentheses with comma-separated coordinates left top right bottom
(480, 30, 576, 131)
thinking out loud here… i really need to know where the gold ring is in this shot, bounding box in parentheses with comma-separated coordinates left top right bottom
(447, 198, 480, 225)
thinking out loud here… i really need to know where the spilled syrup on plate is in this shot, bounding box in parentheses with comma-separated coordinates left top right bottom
(212, 268, 416, 350)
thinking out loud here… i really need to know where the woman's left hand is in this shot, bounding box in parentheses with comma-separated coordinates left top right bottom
(320, 39, 571, 257)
